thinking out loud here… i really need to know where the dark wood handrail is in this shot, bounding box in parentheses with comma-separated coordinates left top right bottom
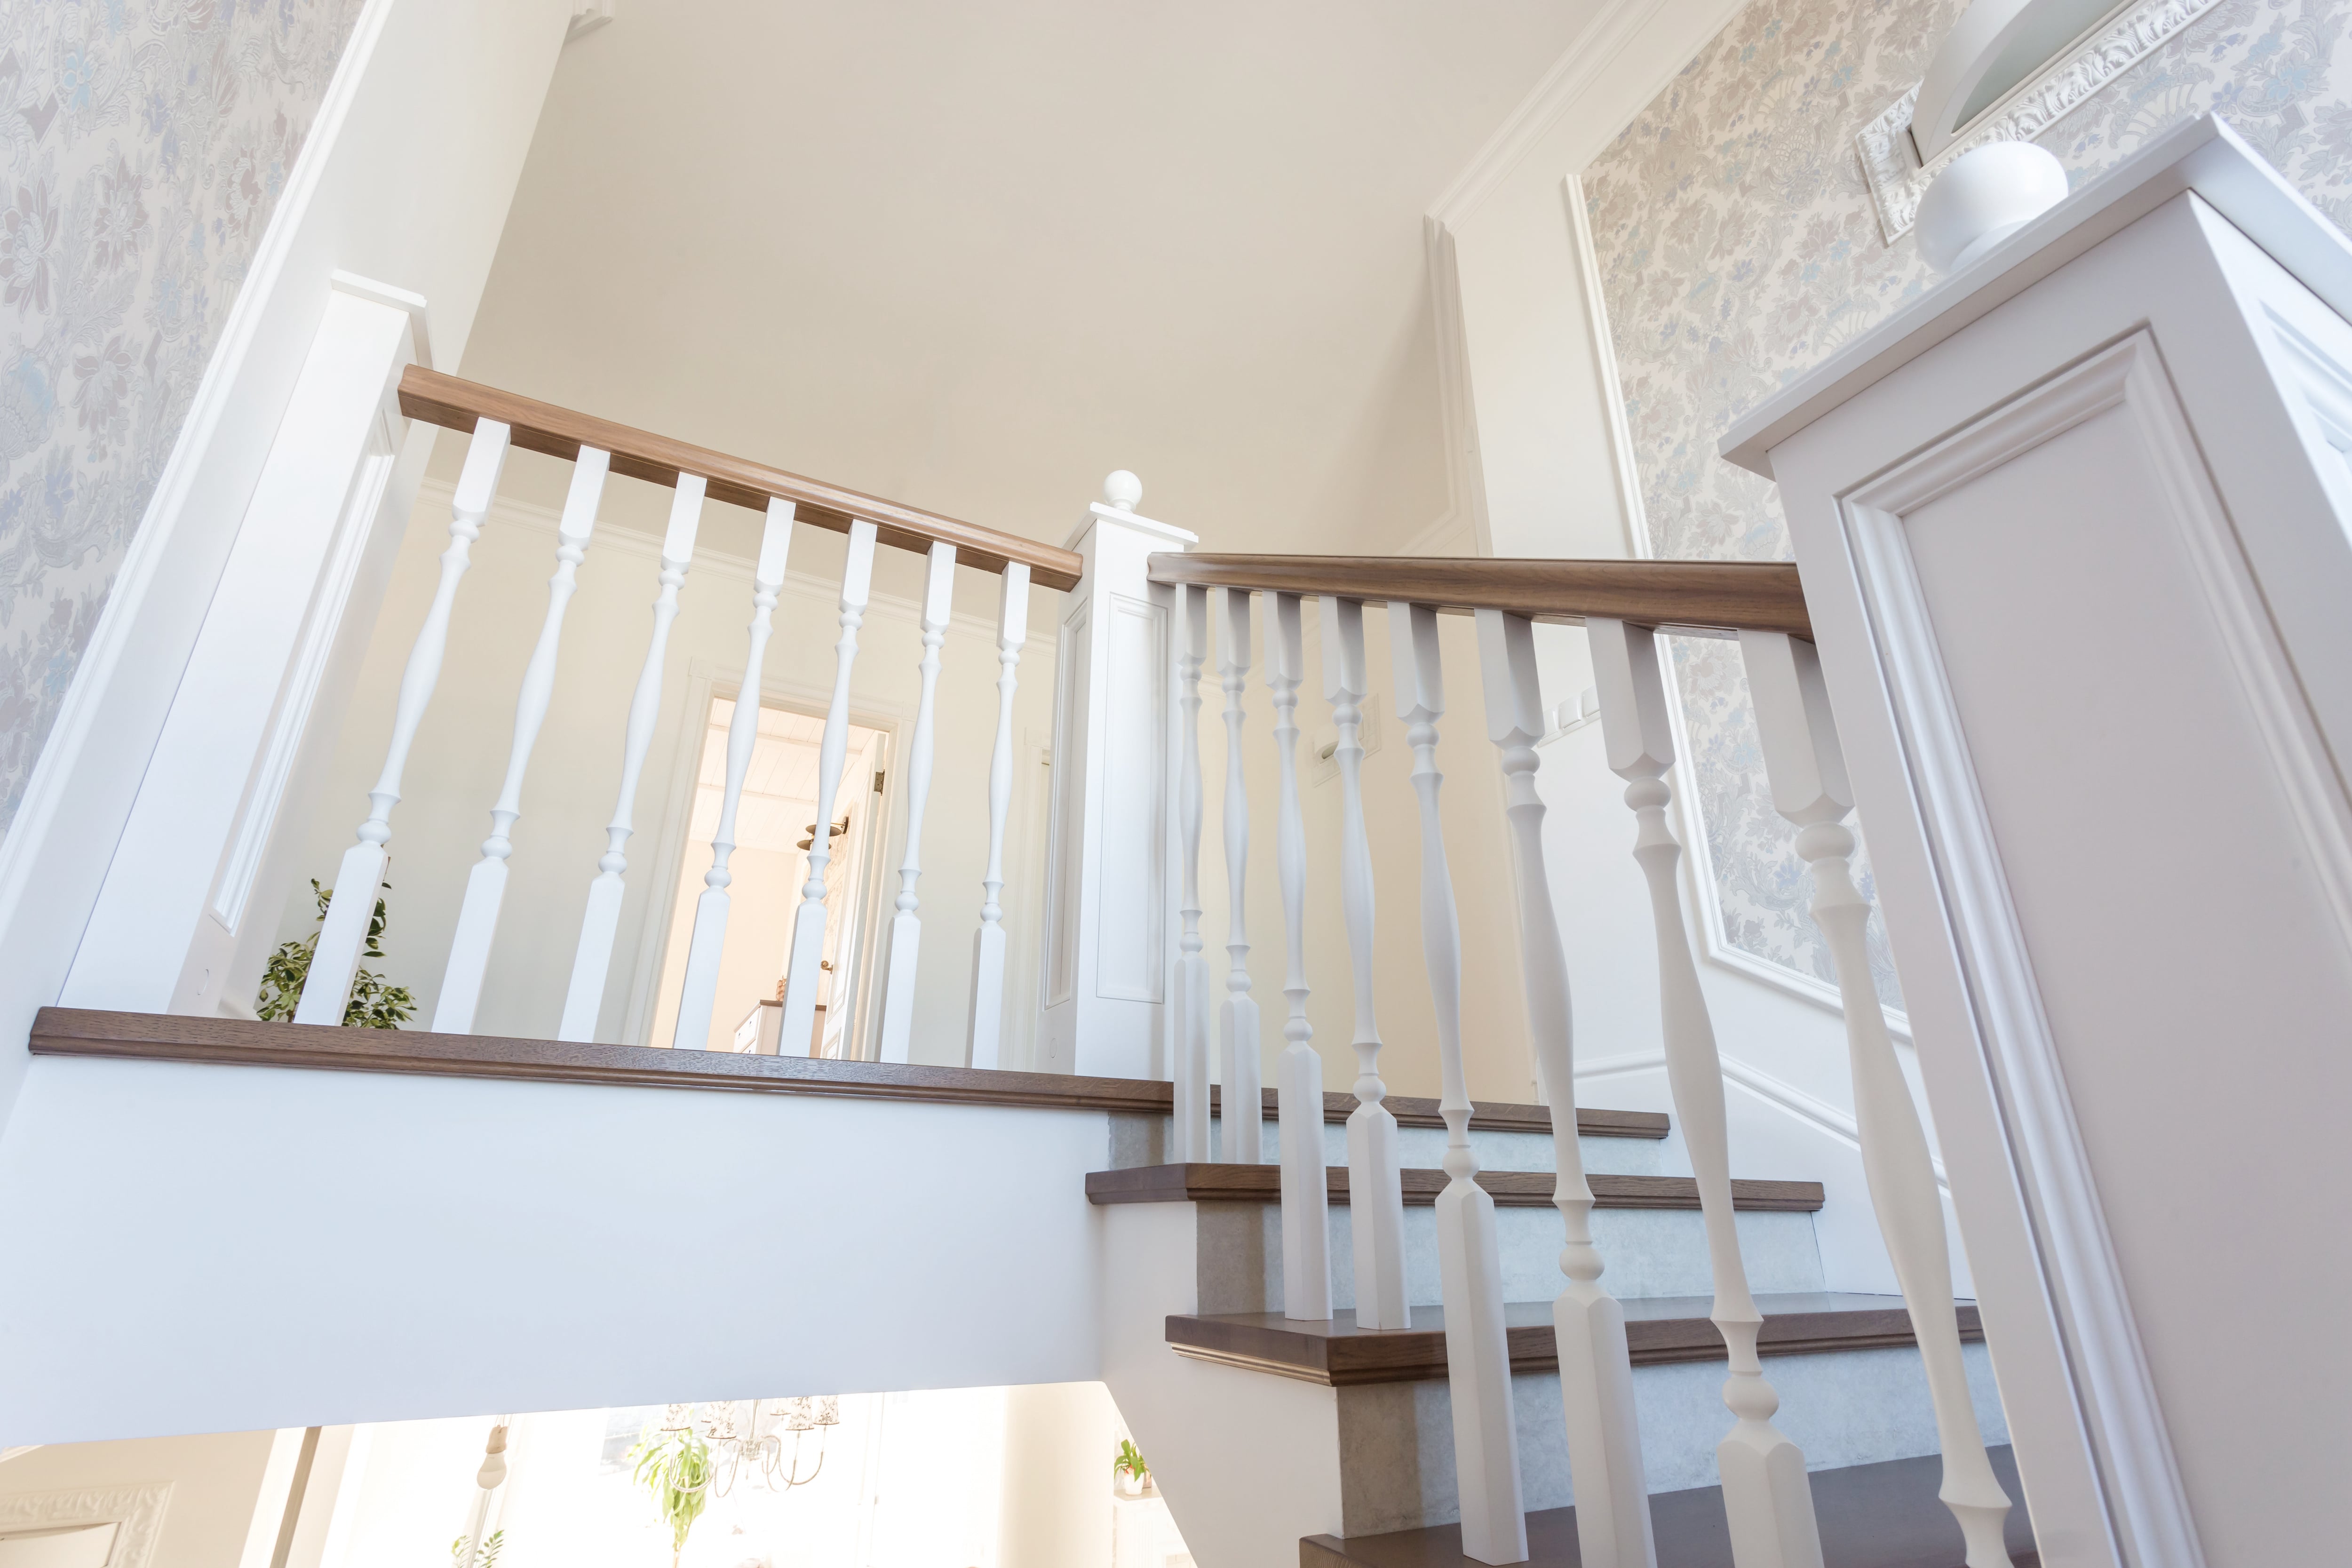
(398, 366, 1084, 591)
(1148, 553, 1811, 638)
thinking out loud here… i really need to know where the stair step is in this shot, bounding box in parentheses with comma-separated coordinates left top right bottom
(1166, 1293, 1982, 1385)
(1299, 1445, 2039, 1567)
(1086, 1163, 1823, 1212)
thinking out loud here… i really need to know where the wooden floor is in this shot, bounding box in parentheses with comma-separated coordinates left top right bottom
(1300, 1447, 2037, 1568)
(1168, 1293, 1983, 1385)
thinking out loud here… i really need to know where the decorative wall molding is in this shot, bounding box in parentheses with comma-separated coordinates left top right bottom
(0, 1481, 171, 1567)
(1856, 0, 2222, 243)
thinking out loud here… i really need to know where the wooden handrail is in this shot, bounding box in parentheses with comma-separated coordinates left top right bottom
(1148, 553, 1811, 638)
(397, 366, 1084, 591)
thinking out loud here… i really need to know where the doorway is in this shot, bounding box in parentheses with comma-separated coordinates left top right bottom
(648, 697, 891, 1057)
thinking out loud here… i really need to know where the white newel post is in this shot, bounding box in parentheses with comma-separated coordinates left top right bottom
(1036, 473, 1196, 1079)
(1390, 600, 1527, 1568)
(1741, 631, 2015, 1568)
(295, 418, 512, 1026)
(559, 476, 706, 1042)
(967, 563, 1031, 1067)
(1476, 609, 1655, 1568)
(1321, 595, 1409, 1331)
(780, 520, 882, 1055)
(1216, 586, 1263, 1162)
(1588, 617, 1824, 1568)
(62, 280, 424, 1019)
(878, 542, 958, 1063)
(672, 502, 797, 1051)
(434, 446, 612, 1033)
(1173, 582, 1213, 1161)
(1265, 590, 1333, 1318)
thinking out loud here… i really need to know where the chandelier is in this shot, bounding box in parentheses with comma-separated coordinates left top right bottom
(653, 1396, 841, 1496)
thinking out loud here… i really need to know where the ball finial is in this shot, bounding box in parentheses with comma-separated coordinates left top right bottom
(1102, 470, 1143, 512)
(1915, 140, 2069, 273)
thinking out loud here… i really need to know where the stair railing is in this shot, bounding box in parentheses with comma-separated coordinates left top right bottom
(300, 367, 1085, 1060)
(1146, 550, 2010, 1568)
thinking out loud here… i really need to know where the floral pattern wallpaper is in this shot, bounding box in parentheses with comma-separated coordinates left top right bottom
(1583, 0, 2352, 1004)
(0, 0, 364, 844)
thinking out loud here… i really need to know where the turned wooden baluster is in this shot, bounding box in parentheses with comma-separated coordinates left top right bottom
(558, 476, 707, 1042)
(1265, 590, 1332, 1318)
(1589, 617, 1824, 1568)
(672, 502, 797, 1050)
(1476, 608, 1656, 1568)
(780, 521, 881, 1054)
(1321, 595, 1410, 1330)
(297, 421, 511, 1025)
(435, 446, 612, 1032)
(878, 543, 958, 1063)
(1172, 583, 1213, 1162)
(1216, 587, 1263, 1162)
(1390, 601, 1526, 1566)
(966, 563, 1030, 1068)
(1741, 630, 2015, 1568)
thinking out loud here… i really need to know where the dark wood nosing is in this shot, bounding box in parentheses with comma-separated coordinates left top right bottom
(26, 1010, 1665, 1138)
(1150, 554, 1812, 639)
(1300, 1445, 2036, 1568)
(1084, 1163, 1822, 1212)
(1165, 1294, 1981, 1386)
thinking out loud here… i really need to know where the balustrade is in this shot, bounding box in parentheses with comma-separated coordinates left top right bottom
(281, 367, 2004, 1567)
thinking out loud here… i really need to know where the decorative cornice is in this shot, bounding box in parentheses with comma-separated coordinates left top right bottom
(0, 1482, 172, 1567)
(1857, 0, 2222, 243)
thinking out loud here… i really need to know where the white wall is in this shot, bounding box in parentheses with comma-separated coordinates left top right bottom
(0, 0, 569, 1135)
(270, 474, 1058, 1061)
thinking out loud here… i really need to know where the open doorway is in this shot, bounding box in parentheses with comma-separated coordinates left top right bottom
(648, 697, 891, 1057)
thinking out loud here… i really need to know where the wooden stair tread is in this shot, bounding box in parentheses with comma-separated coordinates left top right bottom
(26, 1009, 1666, 1137)
(1300, 1445, 2036, 1567)
(1168, 1293, 1982, 1385)
(1086, 1164, 1823, 1212)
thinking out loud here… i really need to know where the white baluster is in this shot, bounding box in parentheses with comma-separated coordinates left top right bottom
(779, 520, 881, 1054)
(1589, 617, 1823, 1568)
(435, 446, 612, 1032)
(1172, 583, 1212, 1163)
(967, 563, 1030, 1069)
(878, 543, 958, 1064)
(1216, 587, 1263, 1162)
(1389, 601, 1526, 1567)
(1742, 631, 2015, 1568)
(1477, 610, 1656, 1568)
(296, 421, 510, 1025)
(1265, 591, 1332, 1319)
(1321, 595, 1408, 1330)
(558, 477, 707, 1042)
(672, 502, 797, 1050)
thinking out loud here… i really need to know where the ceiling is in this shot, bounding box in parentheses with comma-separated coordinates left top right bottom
(443, 0, 1593, 573)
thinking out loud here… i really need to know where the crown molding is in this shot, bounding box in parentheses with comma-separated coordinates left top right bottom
(1427, 0, 1685, 227)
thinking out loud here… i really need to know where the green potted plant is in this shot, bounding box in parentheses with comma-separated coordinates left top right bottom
(255, 879, 417, 1027)
(447, 1529, 502, 1567)
(1112, 1438, 1155, 1500)
(627, 1418, 714, 1568)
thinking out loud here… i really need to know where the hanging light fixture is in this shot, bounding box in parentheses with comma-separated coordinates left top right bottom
(653, 1398, 841, 1497)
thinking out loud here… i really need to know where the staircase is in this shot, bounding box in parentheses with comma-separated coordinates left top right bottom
(1093, 1098, 2019, 1567)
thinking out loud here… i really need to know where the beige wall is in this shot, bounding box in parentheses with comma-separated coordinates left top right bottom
(0, 1431, 278, 1568)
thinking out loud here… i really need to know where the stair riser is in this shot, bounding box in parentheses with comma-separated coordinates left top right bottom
(1109, 1114, 1670, 1176)
(1332, 1341, 2011, 1536)
(1196, 1202, 1824, 1314)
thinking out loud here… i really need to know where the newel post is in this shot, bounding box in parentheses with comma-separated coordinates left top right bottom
(1037, 473, 1198, 1078)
